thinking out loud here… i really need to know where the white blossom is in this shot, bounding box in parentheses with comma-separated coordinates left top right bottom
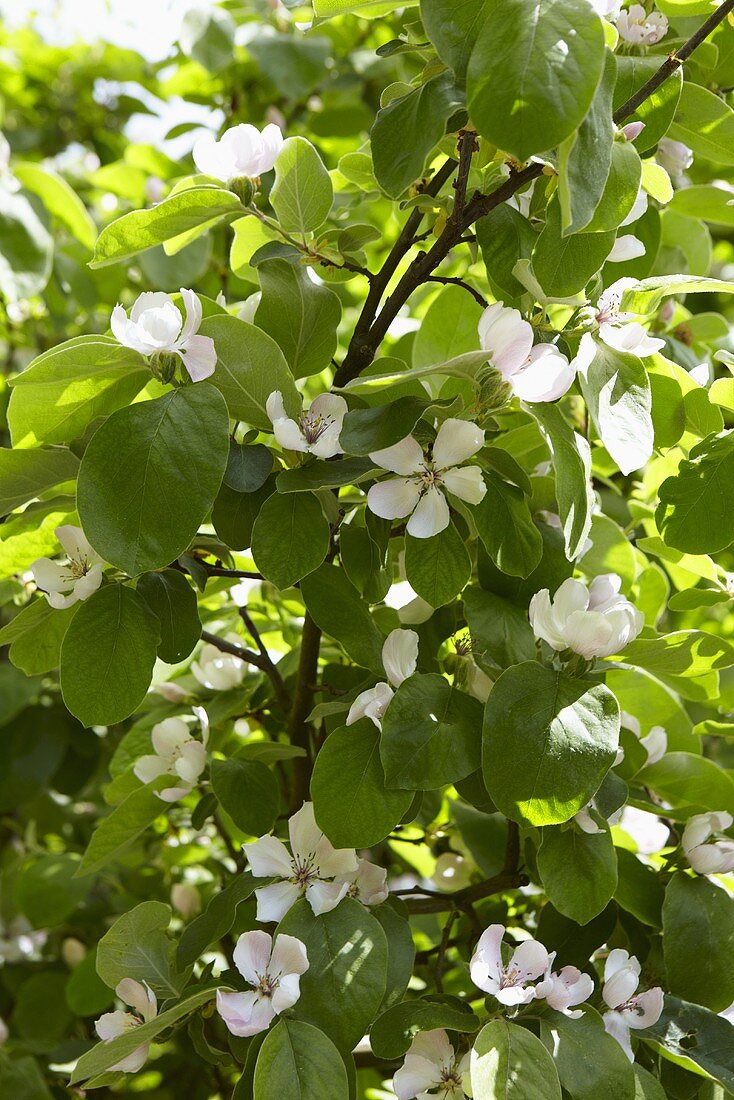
(478, 302, 577, 402)
(30, 525, 103, 610)
(111, 289, 216, 382)
(394, 1029, 471, 1100)
(617, 5, 668, 45)
(602, 949, 664, 1061)
(621, 188, 648, 227)
(193, 123, 284, 182)
(216, 930, 308, 1038)
(336, 858, 389, 906)
(656, 138, 693, 177)
(238, 291, 262, 324)
(586, 0, 622, 15)
(367, 420, 486, 539)
(95, 979, 157, 1074)
(346, 627, 418, 729)
(0, 917, 46, 965)
(682, 811, 734, 875)
(607, 235, 646, 263)
(594, 279, 665, 357)
(191, 635, 246, 691)
(470, 924, 549, 1005)
(244, 802, 358, 922)
(266, 390, 347, 459)
(618, 806, 670, 855)
(535, 952, 594, 1017)
(171, 882, 201, 919)
(133, 709, 209, 802)
(529, 574, 643, 659)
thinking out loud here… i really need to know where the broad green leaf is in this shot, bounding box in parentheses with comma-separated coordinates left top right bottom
(471, 1018, 562, 1100)
(380, 672, 482, 789)
(467, 0, 605, 162)
(213, 475, 275, 551)
(311, 719, 414, 847)
(668, 82, 734, 167)
(210, 757, 280, 836)
(178, 874, 259, 968)
(639, 752, 734, 816)
(476, 204, 537, 299)
(474, 473, 543, 577)
(0, 705, 66, 812)
(540, 1007, 636, 1100)
(371, 71, 464, 197)
(253, 1019, 348, 1100)
(413, 285, 484, 370)
(533, 200, 615, 297)
(270, 137, 333, 233)
(224, 442, 273, 492)
(558, 52, 616, 235)
(663, 873, 734, 1012)
(180, 5, 234, 71)
(60, 584, 160, 726)
(301, 563, 385, 673)
(531, 403, 595, 560)
(613, 57, 682, 154)
(0, 446, 79, 516)
(96, 900, 180, 998)
(314, 0, 417, 15)
(15, 853, 88, 928)
(90, 186, 242, 266)
(0, 1056, 53, 1099)
(620, 275, 734, 317)
(619, 630, 734, 679)
(136, 569, 201, 664)
(66, 949, 115, 1017)
(77, 383, 229, 575)
(276, 456, 376, 492)
(0, 187, 53, 301)
(584, 140, 642, 234)
(8, 336, 150, 448)
(340, 396, 452, 456)
(373, 899, 416, 1010)
(463, 586, 536, 669)
(670, 184, 734, 225)
(255, 258, 341, 378)
(76, 781, 165, 877)
(538, 825, 617, 924)
(370, 997, 481, 1060)
(251, 491, 330, 589)
(404, 522, 471, 607)
(578, 339, 653, 475)
(278, 897, 388, 1052)
(614, 847, 665, 927)
(199, 313, 300, 429)
(0, 598, 77, 675)
(656, 431, 734, 554)
(421, 0, 497, 79)
(14, 161, 96, 250)
(645, 997, 734, 1091)
(483, 663, 619, 825)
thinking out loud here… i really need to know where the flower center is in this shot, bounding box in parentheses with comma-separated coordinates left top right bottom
(299, 412, 333, 445)
(499, 966, 522, 989)
(291, 856, 318, 888)
(254, 972, 279, 998)
(439, 1065, 463, 1094)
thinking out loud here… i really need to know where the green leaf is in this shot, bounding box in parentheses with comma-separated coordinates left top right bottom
(213, 475, 275, 551)
(15, 853, 88, 928)
(0, 187, 53, 301)
(483, 663, 620, 826)
(613, 57, 682, 155)
(558, 52, 616, 235)
(645, 996, 734, 1092)
(370, 997, 481, 1060)
(314, 0, 417, 16)
(538, 825, 617, 924)
(471, 1018, 562, 1100)
(70, 985, 221, 1083)
(614, 848, 665, 927)
(412, 285, 484, 369)
(463, 586, 536, 669)
(200, 313, 301, 428)
(224, 442, 273, 492)
(404, 522, 471, 607)
(340, 396, 452, 456)
(96, 900, 180, 999)
(276, 456, 376, 492)
(373, 899, 416, 1010)
(530, 403, 595, 560)
(421, 0, 496, 80)
(533, 200, 615, 297)
(251, 491, 330, 589)
(668, 82, 734, 167)
(663, 873, 734, 1012)
(578, 340, 653, 475)
(180, 6, 234, 72)
(277, 897, 388, 1052)
(271, 137, 333, 233)
(255, 258, 341, 378)
(0, 445, 79, 516)
(178, 874, 259, 968)
(253, 1019, 348, 1100)
(0, 1056, 53, 1099)
(619, 630, 734, 679)
(474, 473, 543, 578)
(380, 673, 482, 790)
(0, 598, 77, 675)
(137, 569, 201, 664)
(639, 752, 734, 816)
(584, 140, 642, 234)
(0, 705, 66, 811)
(467, 0, 605, 162)
(476, 204, 538, 300)
(656, 431, 734, 554)
(311, 719, 414, 847)
(77, 383, 229, 575)
(371, 71, 464, 197)
(60, 584, 160, 726)
(90, 186, 242, 266)
(540, 1007, 636, 1100)
(8, 336, 150, 448)
(301, 563, 385, 673)
(76, 782, 165, 877)
(210, 757, 280, 836)
(14, 161, 96, 250)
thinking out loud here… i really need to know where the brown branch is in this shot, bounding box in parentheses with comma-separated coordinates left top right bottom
(402, 871, 528, 915)
(287, 612, 322, 810)
(426, 275, 487, 306)
(238, 608, 291, 713)
(200, 629, 290, 713)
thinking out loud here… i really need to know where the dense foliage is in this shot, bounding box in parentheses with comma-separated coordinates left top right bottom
(2, 0, 734, 1097)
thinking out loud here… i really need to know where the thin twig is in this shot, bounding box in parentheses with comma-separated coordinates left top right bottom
(200, 629, 290, 713)
(426, 275, 487, 306)
(238, 608, 292, 713)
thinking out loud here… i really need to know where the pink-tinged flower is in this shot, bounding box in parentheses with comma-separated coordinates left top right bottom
(244, 802, 358, 922)
(336, 858, 389, 906)
(478, 302, 577, 402)
(95, 979, 157, 1073)
(346, 627, 418, 730)
(191, 635, 246, 691)
(470, 924, 549, 1005)
(602, 949, 664, 1061)
(393, 1029, 471, 1100)
(529, 574, 643, 660)
(656, 138, 693, 177)
(216, 930, 308, 1038)
(30, 525, 103, 610)
(111, 289, 216, 382)
(266, 390, 347, 459)
(193, 123, 284, 182)
(367, 420, 486, 539)
(682, 811, 734, 875)
(620, 121, 645, 142)
(133, 710, 209, 803)
(594, 280, 665, 358)
(617, 5, 668, 45)
(535, 953, 594, 1017)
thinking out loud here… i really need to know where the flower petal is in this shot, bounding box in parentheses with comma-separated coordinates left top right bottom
(233, 930, 273, 985)
(305, 879, 349, 915)
(381, 628, 419, 687)
(270, 933, 309, 979)
(216, 990, 275, 1037)
(178, 335, 217, 382)
(244, 835, 293, 879)
(406, 486, 450, 539)
(433, 418, 484, 468)
(441, 465, 487, 505)
(254, 881, 301, 923)
(370, 435, 424, 476)
(367, 478, 422, 520)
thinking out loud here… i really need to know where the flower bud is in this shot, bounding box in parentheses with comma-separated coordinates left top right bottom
(619, 121, 645, 142)
(61, 937, 87, 968)
(171, 882, 202, 919)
